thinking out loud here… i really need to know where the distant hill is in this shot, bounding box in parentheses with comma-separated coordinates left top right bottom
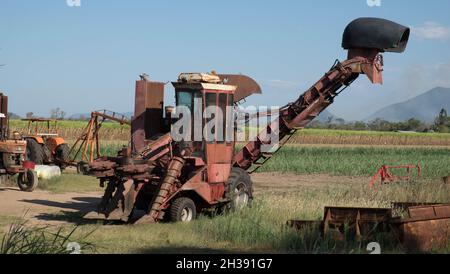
(366, 87, 450, 123)
(7, 112, 21, 119)
(317, 110, 341, 123)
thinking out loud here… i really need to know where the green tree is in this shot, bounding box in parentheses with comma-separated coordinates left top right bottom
(434, 108, 449, 133)
(404, 118, 424, 132)
(353, 121, 367, 130)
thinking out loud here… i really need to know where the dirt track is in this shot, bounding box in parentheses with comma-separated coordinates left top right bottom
(0, 187, 102, 226)
(0, 173, 366, 227)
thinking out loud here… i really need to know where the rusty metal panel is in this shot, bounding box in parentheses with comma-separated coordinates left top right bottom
(323, 207, 392, 224)
(0, 93, 8, 140)
(132, 80, 165, 154)
(443, 176, 450, 184)
(392, 202, 443, 212)
(0, 140, 26, 154)
(207, 164, 231, 183)
(408, 204, 450, 219)
(397, 218, 450, 252)
(217, 74, 262, 102)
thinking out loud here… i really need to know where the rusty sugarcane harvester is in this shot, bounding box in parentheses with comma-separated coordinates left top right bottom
(84, 18, 410, 224)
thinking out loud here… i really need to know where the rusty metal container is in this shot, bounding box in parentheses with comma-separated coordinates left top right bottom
(393, 204, 450, 252)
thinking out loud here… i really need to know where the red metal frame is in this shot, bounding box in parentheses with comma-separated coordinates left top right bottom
(369, 164, 422, 189)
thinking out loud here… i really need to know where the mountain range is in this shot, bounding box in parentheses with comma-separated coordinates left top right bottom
(366, 87, 450, 123)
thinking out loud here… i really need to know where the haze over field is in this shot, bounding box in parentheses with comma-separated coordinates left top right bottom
(366, 87, 450, 123)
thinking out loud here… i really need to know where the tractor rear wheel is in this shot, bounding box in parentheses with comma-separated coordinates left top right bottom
(169, 197, 197, 223)
(224, 168, 253, 212)
(26, 138, 44, 165)
(55, 144, 70, 169)
(17, 169, 39, 192)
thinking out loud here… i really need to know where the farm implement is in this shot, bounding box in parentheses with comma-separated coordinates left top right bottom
(84, 17, 412, 224)
(288, 203, 450, 252)
(369, 164, 422, 189)
(67, 109, 131, 173)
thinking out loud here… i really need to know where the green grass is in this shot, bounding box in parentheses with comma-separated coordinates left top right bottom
(257, 146, 450, 178)
(1, 219, 96, 254)
(37, 174, 101, 193)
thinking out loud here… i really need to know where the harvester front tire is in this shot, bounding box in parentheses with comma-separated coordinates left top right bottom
(26, 138, 44, 165)
(169, 197, 197, 223)
(225, 168, 253, 212)
(18, 169, 39, 192)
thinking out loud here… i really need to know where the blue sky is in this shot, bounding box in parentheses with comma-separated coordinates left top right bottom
(1, 0, 449, 120)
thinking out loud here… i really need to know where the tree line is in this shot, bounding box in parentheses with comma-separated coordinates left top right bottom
(309, 108, 450, 133)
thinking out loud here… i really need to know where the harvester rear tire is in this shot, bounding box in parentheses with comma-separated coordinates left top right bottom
(18, 169, 39, 192)
(224, 168, 253, 212)
(169, 197, 197, 223)
(26, 138, 44, 165)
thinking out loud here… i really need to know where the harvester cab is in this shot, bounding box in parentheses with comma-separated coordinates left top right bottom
(84, 17, 409, 224)
(172, 73, 237, 181)
(0, 93, 38, 192)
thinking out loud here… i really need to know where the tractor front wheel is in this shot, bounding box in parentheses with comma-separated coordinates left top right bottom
(17, 169, 39, 192)
(169, 197, 197, 223)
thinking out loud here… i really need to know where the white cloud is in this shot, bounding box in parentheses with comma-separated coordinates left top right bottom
(412, 21, 450, 40)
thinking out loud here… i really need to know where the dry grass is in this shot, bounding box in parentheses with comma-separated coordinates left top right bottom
(58, 176, 450, 254)
(0, 174, 448, 254)
(290, 129, 450, 146)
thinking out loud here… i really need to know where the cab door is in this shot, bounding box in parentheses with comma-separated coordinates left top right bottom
(204, 91, 234, 184)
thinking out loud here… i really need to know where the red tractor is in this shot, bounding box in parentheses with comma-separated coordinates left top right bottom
(0, 93, 38, 192)
(85, 18, 410, 223)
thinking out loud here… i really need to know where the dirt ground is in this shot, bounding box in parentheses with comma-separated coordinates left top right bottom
(0, 173, 366, 227)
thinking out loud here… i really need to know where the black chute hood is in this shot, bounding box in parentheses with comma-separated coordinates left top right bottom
(342, 17, 410, 53)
